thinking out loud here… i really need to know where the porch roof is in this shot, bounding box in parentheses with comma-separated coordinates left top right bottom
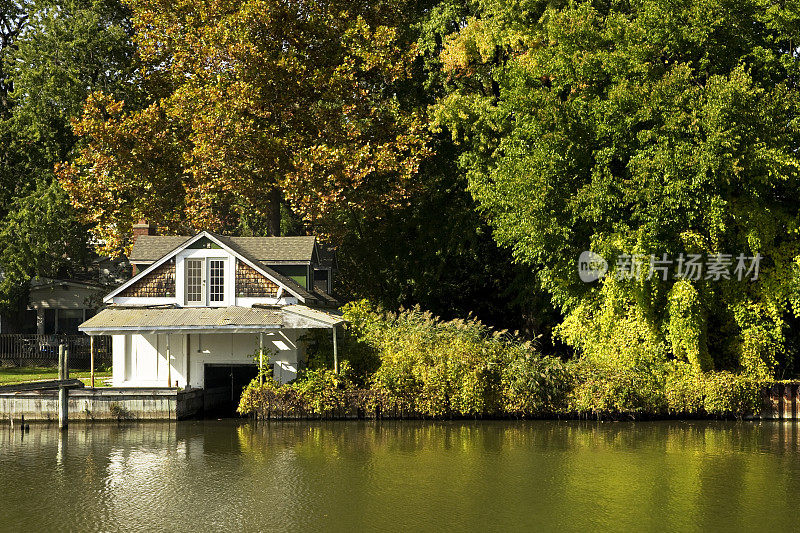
(79, 305, 344, 335)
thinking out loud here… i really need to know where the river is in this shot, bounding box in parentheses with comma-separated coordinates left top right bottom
(1, 420, 799, 532)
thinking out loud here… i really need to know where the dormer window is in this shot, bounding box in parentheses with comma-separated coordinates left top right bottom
(185, 257, 227, 306)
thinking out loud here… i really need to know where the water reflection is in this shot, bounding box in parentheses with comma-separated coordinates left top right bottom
(1, 420, 800, 532)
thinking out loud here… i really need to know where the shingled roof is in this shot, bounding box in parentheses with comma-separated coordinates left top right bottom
(129, 235, 318, 264)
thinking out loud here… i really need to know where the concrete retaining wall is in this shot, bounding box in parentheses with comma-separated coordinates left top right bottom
(0, 388, 206, 422)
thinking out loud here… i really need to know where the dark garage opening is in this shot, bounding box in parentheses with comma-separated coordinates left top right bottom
(203, 364, 259, 417)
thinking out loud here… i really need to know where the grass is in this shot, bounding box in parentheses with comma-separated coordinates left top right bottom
(0, 366, 112, 387)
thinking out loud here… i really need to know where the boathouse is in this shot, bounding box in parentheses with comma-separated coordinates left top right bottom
(78, 230, 343, 398)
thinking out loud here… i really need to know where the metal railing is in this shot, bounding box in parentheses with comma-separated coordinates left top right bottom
(0, 335, 112, 369)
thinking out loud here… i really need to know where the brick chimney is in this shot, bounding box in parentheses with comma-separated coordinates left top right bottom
(132, 219, 157, 240)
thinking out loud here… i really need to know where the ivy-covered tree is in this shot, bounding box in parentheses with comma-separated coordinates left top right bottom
(432, 0, 800, 377)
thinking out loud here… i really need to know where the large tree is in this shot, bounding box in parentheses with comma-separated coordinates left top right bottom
(59, 0, 431, 253)
(0, 0, 134, 312)
(432, 0, 800, 377)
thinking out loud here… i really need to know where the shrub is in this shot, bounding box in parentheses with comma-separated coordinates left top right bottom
(345, 300, 540, 417)
(665, 362, 704, 414)
(702, 372, 764, 417)
(238, 300, 771, 420)
(568, 356, 670, 416)
(501, 352, 573, 415)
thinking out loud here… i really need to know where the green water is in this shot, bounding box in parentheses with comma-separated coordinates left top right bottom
(1, 420, 799, 532)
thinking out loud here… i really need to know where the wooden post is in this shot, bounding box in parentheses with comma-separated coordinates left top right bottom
(58, 344, 65, 381)
(58, 343, 68, 430)
(332, 325, 339, 375)
(259, 332, 264, 386)
(90, 336, 95, 388)
(64, 347, 69, 381)
(166, 334, 172, 388)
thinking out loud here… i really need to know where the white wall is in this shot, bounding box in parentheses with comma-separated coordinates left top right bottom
(112, 329, 307, 388)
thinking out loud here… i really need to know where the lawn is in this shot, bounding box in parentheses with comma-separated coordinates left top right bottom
(0, 366, 112, 387)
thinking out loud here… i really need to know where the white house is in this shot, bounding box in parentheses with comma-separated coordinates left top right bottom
(79, 230, 343, 390)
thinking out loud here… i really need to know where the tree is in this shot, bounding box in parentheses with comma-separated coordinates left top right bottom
(0, 181, 88, 308)
(0, 0, 134, 314)
(59, 0, 431, 253)
(432, 0, 800, 377)
(335, 138, 560, 340)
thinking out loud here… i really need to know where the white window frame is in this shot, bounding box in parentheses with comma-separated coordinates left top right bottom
(185, 258, 204, 306)
(177, 251, 233, 307)
(207, 257, 227, 305)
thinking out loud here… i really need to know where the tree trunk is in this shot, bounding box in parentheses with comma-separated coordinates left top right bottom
(266, 187, 281, 236)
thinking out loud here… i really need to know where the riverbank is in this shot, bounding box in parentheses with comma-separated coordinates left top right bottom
(238, 380, 800, 421)
(236, 301, 775, 421)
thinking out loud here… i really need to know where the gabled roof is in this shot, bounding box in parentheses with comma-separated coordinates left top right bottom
(129, 235, 318, 264)
(211, 233, 316, 302)
(104, 231, 315, 304)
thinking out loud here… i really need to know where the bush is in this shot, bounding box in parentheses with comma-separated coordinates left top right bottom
(702, 372, 764, 417)
(568, 356, 670, 416)
(347, 300, 532, 417)
(502, 352, 573, 415)
(665, 362, 705, 414)
(238, 300, 771, 420)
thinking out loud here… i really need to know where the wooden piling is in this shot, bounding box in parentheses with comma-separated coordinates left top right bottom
(58, 344, 68, 430)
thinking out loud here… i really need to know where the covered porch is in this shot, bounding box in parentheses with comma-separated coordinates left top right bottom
(79, 305, 345, 390)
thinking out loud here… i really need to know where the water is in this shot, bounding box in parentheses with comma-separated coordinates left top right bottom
(1, 420, 799, 532)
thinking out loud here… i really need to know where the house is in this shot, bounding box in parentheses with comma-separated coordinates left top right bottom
(27, 275, 116, 335)
(78, 230, 343, 392)
(0, 257, 130, 335)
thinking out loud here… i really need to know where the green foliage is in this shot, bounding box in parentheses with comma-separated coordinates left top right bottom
(302, 328, 380, 388)
(501, 352, 572, 415)
(570, 357, 670, 416)
(345, 299, 517, 417)
(700, 372, 764, 417)
(0, 181, 87, 309)
(664, 362, 705, 414)
(430, 0, 800, 379)
(0, 0, 135, 312)
(240, 301, 772, 419)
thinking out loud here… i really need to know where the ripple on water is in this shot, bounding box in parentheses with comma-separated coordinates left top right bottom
(2, 420, 800, 532)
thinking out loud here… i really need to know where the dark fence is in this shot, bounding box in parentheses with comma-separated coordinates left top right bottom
(0, 335, 112, 369)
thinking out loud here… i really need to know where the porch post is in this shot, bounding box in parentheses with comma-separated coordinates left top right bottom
(166, 334, 172, 387)
(259, 332, 264, 385)
(90, 336, 95, 388)
(332, 325, 338, 375)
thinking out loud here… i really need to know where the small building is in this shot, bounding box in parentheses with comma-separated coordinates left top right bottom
(27, 278, 105, 335)
(79, 231, 342, 393)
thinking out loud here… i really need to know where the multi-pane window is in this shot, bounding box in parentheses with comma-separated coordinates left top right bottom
(185, 259, 203, 304)
(209, 259, 225, 302)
